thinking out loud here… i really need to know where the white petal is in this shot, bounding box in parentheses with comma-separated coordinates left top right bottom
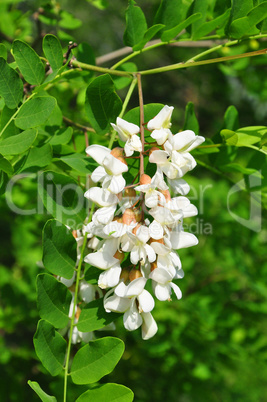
(130, 134, 142, 152)
(138, 289, 155, 313)
(84, 251, 118, 269)
(136, 225, 150, 244)
(147, 105, 174, 130)
(86, 144, 111, 164)
(170, 251, 181, 269)
(125, 277, 147, 297)
(93, 205, 116, 224)
(141, 312, 158, 340)
(79, 280, 95, 303)
(172, 130, 196, 151)
(123, 302, 142, 331)
(130, 246, 140, 265)
(170, 230, 198, 249)
(154, 283, 171, 301)
(151, 128, 170, 145)
(98, 265, 121, 289)
(186, 135, 205, 152)
(91, 166, 107, 183)
(149, 267, 173, 284)
(84, 187, 118, 207)
(150, 242, 170, 256)
(103, 221, 126, 238)
(170, 282, 182, 299)
(149, 220, 164, 240)
(145, 190, 159, 208)
(108, 174, 126, 194)
(144, 244, 156, 263)
(168, 178, 190, 195)
(104, 294, 131, 313)
(149, 149, 169, 165)
(103, 153, 128, 175)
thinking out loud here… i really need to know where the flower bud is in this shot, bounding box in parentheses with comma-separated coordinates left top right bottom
(134, 209, 142, 222)
(124, 188, 136, 198)
(75, 306, 81, 320)
(113, 250, 125, 263)
(113, 215, 123, 223)
(149, 147, 160, 157)
(160, 189, 171, 202)
(150, 237, 164, 244)
(140, 173, 151, 185)
(116, 156, 127, 166)
(120, 268, 129, 282)
(110, 147, 124, 158)
(150, 261, 157, 272)
(122, 208, 136, 225)
(72, 230, 78, 239)
(129, 268, 142, 281)
(132, 223, 141, 235)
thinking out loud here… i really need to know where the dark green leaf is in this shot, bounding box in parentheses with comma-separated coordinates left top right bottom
(224, 105, 239, 131)
(70, 337, 125, 384)
(154, 0, 187, 30)
(190, 0, 209, 36)
(12, 40, 45, 85)
(15, 95, 57, 130)
(229, 2, 267, 38)
(60, 153, 97, 174)
(85, 74, 122, 134)
(21, 143, 52, 170)
(0, 57, 23, 109)
(37, 273, 72, 328)
(49, 127, 73, 145)
(77, 298, 122, 332)
(123, 0, 147, 47)
(133, 24, 164, 51)
(33, 319, 66, 376)
(42, 219, 77, 279)
(0, 129, 37, 156)
(192, 9, 231, 40)
(43, 34, 63, 72)
(0, 44, 7, 60)
(38, 171, 87, 228)
(76, 383, 134, 402)
(28, 381, 57, 402)
(76, 42, 95, 66)
(161, 13, 202, 42)
(0, 154, 13, 174)
(0, 171, 8, 196)
(183, 102, 199, 135)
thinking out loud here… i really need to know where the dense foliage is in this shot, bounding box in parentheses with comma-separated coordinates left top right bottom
(0, 0, 267, 401)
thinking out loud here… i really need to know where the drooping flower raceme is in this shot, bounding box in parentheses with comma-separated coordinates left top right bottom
(80, 104, 205, 340)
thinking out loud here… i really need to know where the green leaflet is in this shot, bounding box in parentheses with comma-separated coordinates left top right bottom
(0, 129, 37, 156)
(229, 2, 267, 38)
(85, 74, 122, 134)
(33, 320, 66, 377)
(28, 381, 57, 402)
(70, 337, 125, 384)
(123, 0, 147, 47)
(43, 34, 63, 72)
(0, 57, 23, 109)
(15, 96, 57, 130)
(76, 383, 134, 402)
(42, 219, 77, 279)
(12, 40, 45, 85)
(161, 13, 201, 42)
(77, 298, 122, 332)
(183, 102, 199, 136)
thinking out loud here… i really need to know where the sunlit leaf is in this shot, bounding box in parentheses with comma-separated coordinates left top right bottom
(15, 96, 57, 130)
(28, 381, 57, 402)
(0, 129, 37, 156)
(76, 383, 134, 402)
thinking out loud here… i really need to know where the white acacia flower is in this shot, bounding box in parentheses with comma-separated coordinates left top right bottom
(169, 223, 199, 250)
(149, 267, 182, 301)
(104, 277, 157, 339)
(150, 240, 182, 277)
(135, 170, 168, 208)
(111, 117, 141, 156)
(122, 225, 156, 265)
(86, 144, 128, 194)
(147, 105, 174, 145)
(149, 130, 205, 179)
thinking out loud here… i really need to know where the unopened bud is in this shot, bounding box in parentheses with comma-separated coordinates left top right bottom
(124, 188, 136, 198)
(75, 306, 81, 320)
(132, 223, 141, 235)
(110, 147, 124, 158)
(129, 268, 142, 281)
(140, 173, 151, 185)
(150, 237, 164, 244)
(72, 230, 78, 239)
(122, 208, 136, 225)
(113, 216, 123, 223)
(160, 189, 171, 202)
(113, 250, 125, 263)
(149, 147, 160, 157)
(150, 261, 157, 272)
(120, 268, 129, 282)
(134, 209, 142, 222)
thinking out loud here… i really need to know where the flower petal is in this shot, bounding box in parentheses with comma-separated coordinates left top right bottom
(84, 187, 118, 207)
(141, 312, 158, 340)
(138, 289, 155, 313)
(98, 265, 122, 289)
(147, 105, 174, 130)
(170, 282, 182, 299)
(123, 302, 142, 331)
(86, 144, 111, 165)
(104, 294, 131, 313)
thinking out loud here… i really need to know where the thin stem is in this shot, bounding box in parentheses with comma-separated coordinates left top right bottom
(63, 233, 88, 402)
(108, 77, 137, 149)
(63, 116, 95, 133)
(71, 59, 132, 77)
(0, 93, 36, 138)
(138, 48, 267, 75)
(198, 143, 223, 149)
(63, 204, 95, 402)
(137, 73, 145, 220)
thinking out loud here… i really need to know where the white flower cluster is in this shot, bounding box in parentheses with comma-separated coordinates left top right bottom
(83, 105, 205, 340)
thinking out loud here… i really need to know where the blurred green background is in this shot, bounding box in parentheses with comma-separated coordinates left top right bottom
(0, 1, 267, 401)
